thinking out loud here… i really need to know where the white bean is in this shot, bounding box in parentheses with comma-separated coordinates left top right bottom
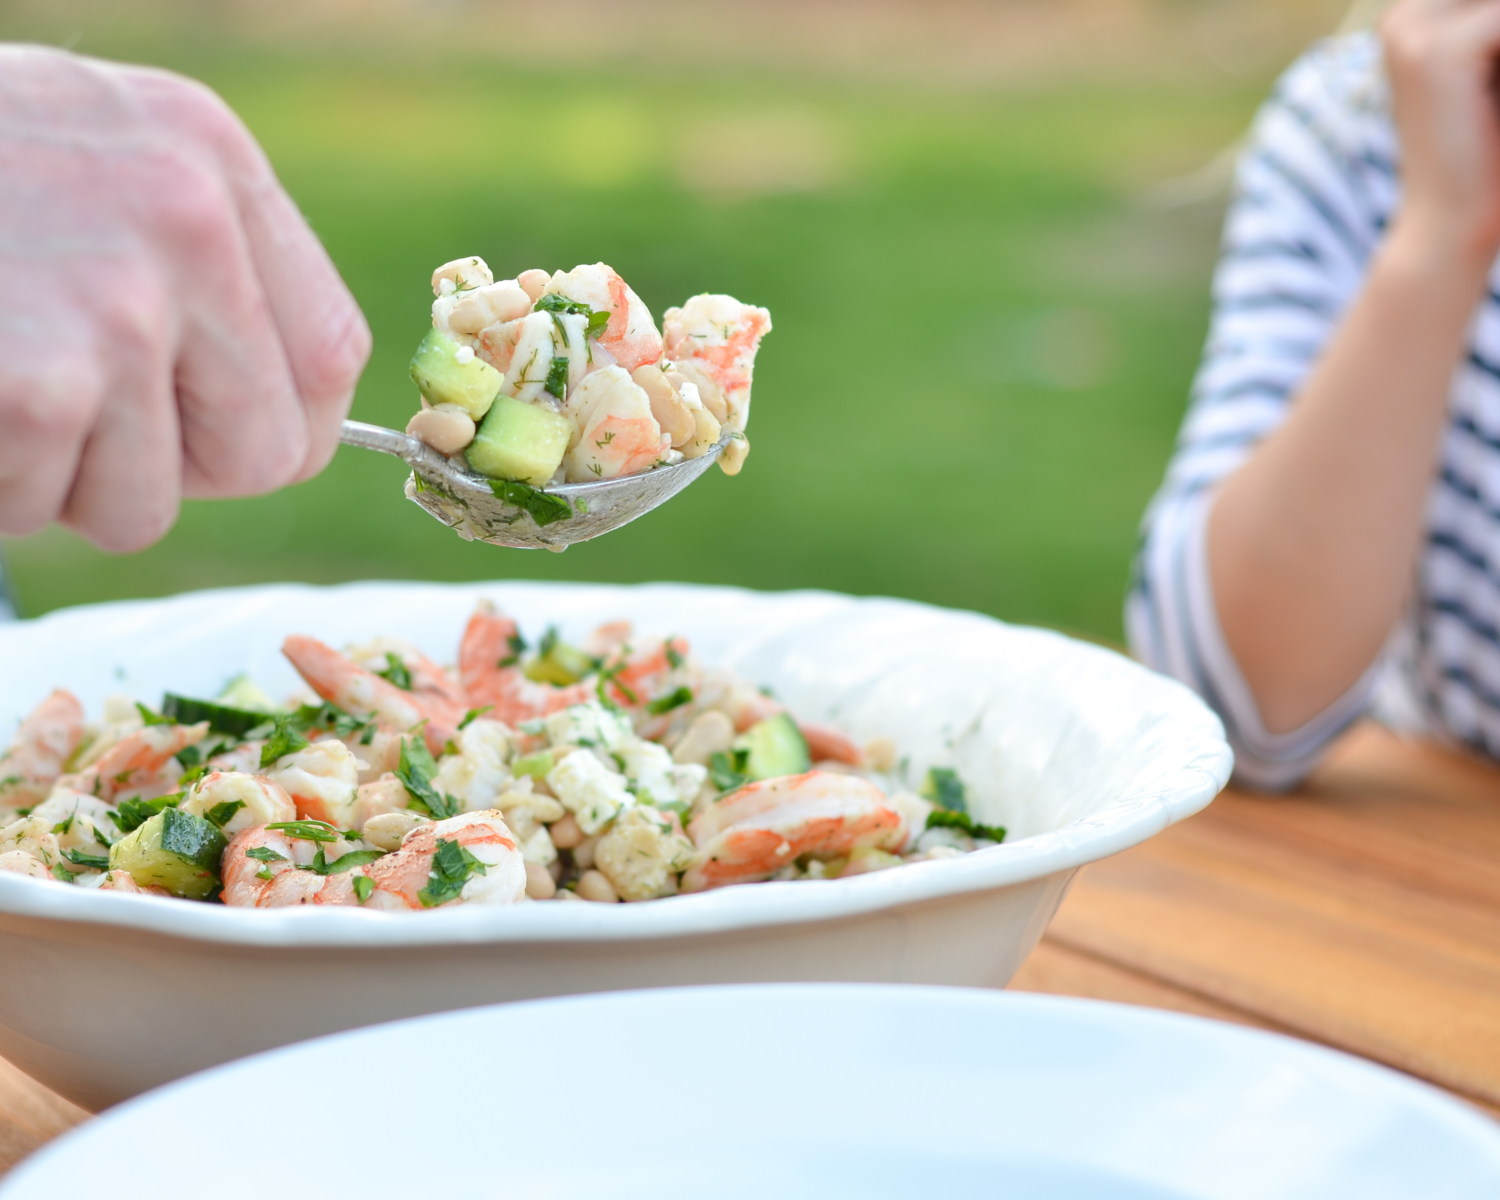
(548, 812, 584, 849)
(449, 281, 533, 335)
(576, 869, 619, 903)
(719, 433, 749, 476)
(362, 810, 430, 851)
(407, 404, 476, 455)
(524, 860, 557, 899)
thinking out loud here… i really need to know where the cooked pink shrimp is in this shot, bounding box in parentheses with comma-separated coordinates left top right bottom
(0, 690, 85, 810)
(799, 723, 863, 767)
(179, 771, 296, 836)
(265, 739, 361, 827)
(546, 263, 663, 373)
(345, 638, 469, 710)
(362, 810, 526, 909)
(282, 636, 462, 756)
(459, 604, 593, 726)
(221, 825, 302, 907)
(87, 722, 208, 802)
(562, 366, 668, 482)
(682, 771, 907, 892)
(662, 294, 771, 433)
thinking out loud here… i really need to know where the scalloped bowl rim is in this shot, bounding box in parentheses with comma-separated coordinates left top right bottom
(0, 581, 1233, 949)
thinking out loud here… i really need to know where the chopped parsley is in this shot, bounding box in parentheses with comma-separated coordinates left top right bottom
(709, 748, 750, 793)
(925, 809, 1006, 843)
(352, 875, 375, 904)
(204, 800, 246, 829)
(511, 751, 553, 779)
(596, 658, 639, 708)
(376, 652, 413, 691)
(647, 686, 693, 716)
(920, 767, 968, 814)
(586, 309, 610, 340)
(50, 863, 76, 883)
(255, 867, 274, 882)
(135, 702, 173, 727)
(63, 848, 110, 870)
(537, 626, 559, 659)
(51, 815, 73, 836)
(665, 641, 685, 670)
(245, 846, 286, 864)
(395, 735, 459, 820)
(544, 354, 569, 399)
(418, 837, 487, 908)
(257, 715, 310, 770)
(265, 819, 345, 844)
(499, 632, 527, 668)
(458, 706, 493, 730)
(113, 792, 183, 833)
(306, 847, 385, 876)
(487, 478, 573, 527)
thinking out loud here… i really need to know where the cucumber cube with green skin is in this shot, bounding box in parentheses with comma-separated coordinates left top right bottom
(465, 394, 574, 488)
(108, 808, 227, 900)
(740, 714, 812, 782)
(409, 328, 502, 421)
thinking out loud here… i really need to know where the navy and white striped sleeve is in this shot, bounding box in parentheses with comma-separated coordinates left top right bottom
(1126, 34, 1398, 790)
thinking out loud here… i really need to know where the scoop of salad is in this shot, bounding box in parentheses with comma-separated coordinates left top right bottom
(405, 259, 771, 489)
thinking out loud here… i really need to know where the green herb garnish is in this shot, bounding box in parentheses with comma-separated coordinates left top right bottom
(265, 819, 344, 844)
(487, 478, 573, 527)
(596, 658, 639, 708)
(135, 702, 173, 727)
(533, 293, 591, 316)
(307, 848, 385, 876)
(376, 652, 413, 691)
(113, 792, 183, 833)
(925, 809, 1006, 843)
(418, 837, 487, 908)
(245, 846, 286, 864)
(51, 815, 73, 836)
(920, 767, 968, 814)
(498, 632, 526, 668)
(665, 641, 685, 670)
(709, 748, 750, 792)
(258, 716, 310, 770)
(204, 800, 246, 829)
(50, 863, 76, 883)
(352, 875, 375, 904)
(255, 867, 274, 882)
(63, 848, 110, 870)
(586, 308, 610, 340)
(395, 735, 458, 820)
(544, 354, 569, 399)
(458, 706, 493, 730)
(647, 686, 693, 716)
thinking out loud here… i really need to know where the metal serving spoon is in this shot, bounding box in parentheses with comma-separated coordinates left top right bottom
(338, 420, 727, 552)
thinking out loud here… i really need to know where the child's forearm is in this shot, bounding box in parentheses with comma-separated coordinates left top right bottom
(1207, 218, 1492, 733)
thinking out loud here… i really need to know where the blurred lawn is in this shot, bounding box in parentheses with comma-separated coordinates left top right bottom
(0, 39, 1271, 640)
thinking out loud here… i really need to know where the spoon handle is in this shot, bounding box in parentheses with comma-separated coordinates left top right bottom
(339, 419, 424, 461)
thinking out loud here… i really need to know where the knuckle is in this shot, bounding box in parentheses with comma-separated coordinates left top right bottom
(297, 298, 372, 403)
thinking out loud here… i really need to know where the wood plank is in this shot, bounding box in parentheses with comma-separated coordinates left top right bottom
(0, 1057, 85, 1177)
(1044, 723, 1500, 1107)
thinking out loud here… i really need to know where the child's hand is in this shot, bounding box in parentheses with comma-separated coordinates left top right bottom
(1383, 0, 1500, 262)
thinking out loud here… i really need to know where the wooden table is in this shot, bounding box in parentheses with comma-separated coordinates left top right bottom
(2, 720, 1496, 1175)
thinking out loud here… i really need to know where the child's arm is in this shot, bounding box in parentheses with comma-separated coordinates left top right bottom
(1209, 0, 1500, 734)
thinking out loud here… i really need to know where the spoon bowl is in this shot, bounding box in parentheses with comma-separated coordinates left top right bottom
(339, 420, 727, 551)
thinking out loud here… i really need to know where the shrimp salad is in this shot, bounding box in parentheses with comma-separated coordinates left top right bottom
(405, 259, 770, 489)
(0, 607, 1002, 911)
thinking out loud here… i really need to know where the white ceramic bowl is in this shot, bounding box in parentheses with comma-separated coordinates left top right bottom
(6, 985, 1498, 1199)
(0, 582, 1231, 1111)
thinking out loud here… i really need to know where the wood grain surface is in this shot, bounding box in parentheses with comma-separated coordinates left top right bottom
(4, 720, 1496, 1176)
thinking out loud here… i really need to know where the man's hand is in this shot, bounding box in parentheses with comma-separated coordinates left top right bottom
(0, 46, 370, 552)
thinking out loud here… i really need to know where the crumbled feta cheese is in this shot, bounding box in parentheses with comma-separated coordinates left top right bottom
(438, 277, 456, 296)
(546, 750, 632, 834)
(594, 807, 694, 901)
(544, 702, 630, 752)
(435, 719, 513, 811)
(616, 739, 681, 807)
(454, 345, 475, 365)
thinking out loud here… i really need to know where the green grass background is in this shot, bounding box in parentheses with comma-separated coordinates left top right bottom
(0, 27, 1281, 641)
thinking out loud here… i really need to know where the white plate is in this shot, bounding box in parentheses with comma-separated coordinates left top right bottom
(0, 582, 1232, 1109)
(4, 985, 1496, 1199)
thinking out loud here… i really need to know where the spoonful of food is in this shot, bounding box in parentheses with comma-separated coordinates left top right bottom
(338, 418, 732, 552)
(347, 256, 770, 552)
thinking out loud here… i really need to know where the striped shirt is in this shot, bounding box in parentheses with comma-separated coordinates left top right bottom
(1128, 32, 1500, 788)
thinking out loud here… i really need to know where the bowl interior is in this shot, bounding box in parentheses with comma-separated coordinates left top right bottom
(0, 580, 1228, 844)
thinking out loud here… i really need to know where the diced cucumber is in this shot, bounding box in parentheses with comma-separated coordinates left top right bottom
(465, 394, 573, 487)
(740, 714, 812, 782)
(161, 692, 269, 738)
(108, 809, 227, 900)
(216, 675, 280, 714)
(410, 328, 502, 420)
(511, 751, 554, 779)
(523, 636, 596, 686)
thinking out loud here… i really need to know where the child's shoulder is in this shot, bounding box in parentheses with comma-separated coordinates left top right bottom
(1272, 31, 1388, 126)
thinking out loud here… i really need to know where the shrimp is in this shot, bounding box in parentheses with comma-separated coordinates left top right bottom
(562, 366, 669, 482)
(0, 690, 85, 812)
(178, 771, 296, 837)
(282, 636, 463, 756)
(221, 824, 370, 908)
(545, 263, 663, 373)
(662, 294, 772, 435)
(681, 771, 907, 892)
(459, 604, 593, 726)
(799, 723, 864, 767)
(85, 722, 208, 802)
(28, 789, 123, 859)
(0, 815, 61, 876)
(362, 810, 526, 909)
(343, 637, 469, 710)
(264, 739, 361, 827)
